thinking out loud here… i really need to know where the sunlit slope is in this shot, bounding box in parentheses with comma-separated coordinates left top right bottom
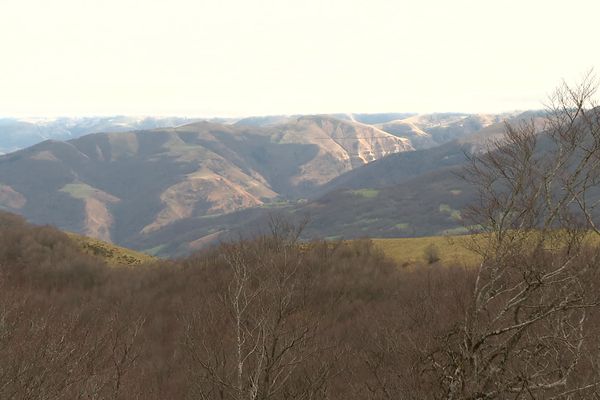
(373, 231, 600, 267)
(377, 113, 514, 149)
(67, 232, 156, 266)
(372, 235, 480, 266)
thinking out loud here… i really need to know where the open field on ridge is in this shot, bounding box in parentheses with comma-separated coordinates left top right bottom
(372, 235, 480, 266)
(66, 232, 156, 266)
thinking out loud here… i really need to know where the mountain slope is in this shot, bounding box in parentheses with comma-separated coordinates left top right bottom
(66, 232, 156, 266)
(129, 112, 552, 256)
(123, 163, 475, 257)
(0, 116, 411, 245)
(317, 111, 549, 195)
(377, 112, 519, 149)
(314, 141, 471, 196)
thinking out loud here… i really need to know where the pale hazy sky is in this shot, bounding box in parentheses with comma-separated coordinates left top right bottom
(1, 0, 599, 117)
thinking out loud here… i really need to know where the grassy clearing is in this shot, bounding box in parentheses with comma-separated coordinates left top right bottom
(438, 204, 452, 213)
(395, 222, 410, 231)
(374, 231, 600, 267)
(60, 183, 97, 199)
(260, 199, 290, 208)
(142, 244, 168, 257)
(439, 203, 462, 221)
(349, 188, 380, 199)
(373, 235, 481, 266)
(67, 233, 156, 266)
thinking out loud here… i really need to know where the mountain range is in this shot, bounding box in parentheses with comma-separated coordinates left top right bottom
(0, 116, 206, 154)
(0, 111, 540, 256)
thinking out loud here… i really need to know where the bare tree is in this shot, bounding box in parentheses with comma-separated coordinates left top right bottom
(0, 300, 101, 400)
(105, 310, 146, 400)
(432, 72, 600, 399)
(183, 227, 335, 400)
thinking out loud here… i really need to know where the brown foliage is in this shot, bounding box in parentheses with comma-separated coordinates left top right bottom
(0, 210, 479, 399)
(4, 111, 600, 398)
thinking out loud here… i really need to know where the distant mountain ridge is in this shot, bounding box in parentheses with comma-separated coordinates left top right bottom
(376, 112, 524, 149)
(0, 111, 527, 154)
(0, 116, 205, 154)
(0, 111, 543, 256)
(0, 115, 411, 246)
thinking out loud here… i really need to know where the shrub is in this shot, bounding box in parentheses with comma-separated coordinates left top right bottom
(424, 243, 440, 264)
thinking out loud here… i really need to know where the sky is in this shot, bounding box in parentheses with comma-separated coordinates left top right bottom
(1, 0, 599, 117)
